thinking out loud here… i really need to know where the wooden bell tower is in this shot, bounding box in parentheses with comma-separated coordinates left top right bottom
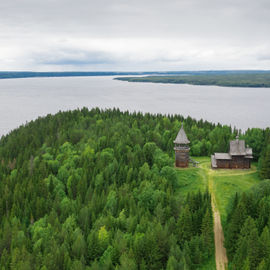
(174, 123, 190, 168)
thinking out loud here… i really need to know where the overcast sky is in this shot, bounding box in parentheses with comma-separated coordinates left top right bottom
(1, 0, 270, 71)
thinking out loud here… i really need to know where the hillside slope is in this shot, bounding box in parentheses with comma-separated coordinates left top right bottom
(0, 108, 215, 270)
(0, 108, 265, 269)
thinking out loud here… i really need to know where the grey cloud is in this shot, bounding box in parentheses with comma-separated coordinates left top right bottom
(32, 47, 188, 69)
(43, 58, 114, 66)
(1, 0, 270, 39)
(257, 55, 270, 61)
(36, 49, 116, 66)
(0, 0, 270, 70)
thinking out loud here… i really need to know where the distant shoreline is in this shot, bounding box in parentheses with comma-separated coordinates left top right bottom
(115, 73, 270, 88)
(1, 70, 270, 81)
(0, 71, 156, 80)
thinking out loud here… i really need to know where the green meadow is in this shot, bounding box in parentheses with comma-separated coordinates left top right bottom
(175, 157, 260, 270)
(211, 166, 260, 221)
(176, 157, 260, 222)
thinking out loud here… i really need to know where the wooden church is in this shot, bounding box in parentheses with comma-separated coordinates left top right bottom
(211, 136, 253, 169)
(174, 124, 190, 168)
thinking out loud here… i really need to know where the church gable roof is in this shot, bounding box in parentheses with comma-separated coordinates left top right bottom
(174, 124, 190, 144)
(214, 153, 232, 160)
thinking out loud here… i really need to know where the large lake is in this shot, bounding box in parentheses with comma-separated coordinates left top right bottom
(0, 76, 269, 136)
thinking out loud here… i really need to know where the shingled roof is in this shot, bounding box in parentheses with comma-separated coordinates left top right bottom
(174, 124, 190, 144)
(214, 153, 231, 160)
(211, 136, 253, 168)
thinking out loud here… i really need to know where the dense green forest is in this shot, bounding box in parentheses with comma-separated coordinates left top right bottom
(225, 133, 270, 270)
(116, 73, 270, 88)
(0, 108, 269, 269)
(225, 180, 270, 270)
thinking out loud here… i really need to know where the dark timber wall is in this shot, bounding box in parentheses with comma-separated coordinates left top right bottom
(231, 156, 250, 169)
(175, 149, 189, 168)
(216, 157, 251, 169)
(216, 159, 230, 169)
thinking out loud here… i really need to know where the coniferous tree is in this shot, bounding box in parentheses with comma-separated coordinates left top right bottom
(0, 108, 218, 269)
(259, 145, 270, 179)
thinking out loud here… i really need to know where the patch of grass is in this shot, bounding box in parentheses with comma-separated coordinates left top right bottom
(175, 166, 208, 198)
(191, 156, 210, 163)
(199, 158, 260, 222)
(175, 156, 210, 198)
(175, 156, 260, 226)
(212, 170, 260, 222)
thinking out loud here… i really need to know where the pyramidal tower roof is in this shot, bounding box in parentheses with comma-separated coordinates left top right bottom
(174, 123, 190, 144)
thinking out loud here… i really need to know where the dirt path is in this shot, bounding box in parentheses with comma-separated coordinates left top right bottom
(203, 166, 228, 270)
(211, 189, 228, 270)
(196, 159, 258, 269)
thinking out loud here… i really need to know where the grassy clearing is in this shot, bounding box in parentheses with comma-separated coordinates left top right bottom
(176, 156, 260, 220)
(175, 166, 208, 198)
(212, 169, 260, 222)
(199, 158, 260, 222)
(175, 157, 259, 270)
(175, 157, 212, 197)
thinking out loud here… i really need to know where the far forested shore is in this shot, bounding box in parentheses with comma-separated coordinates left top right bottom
(115, 73, 270, 88)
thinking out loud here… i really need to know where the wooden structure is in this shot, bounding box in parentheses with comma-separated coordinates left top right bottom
(174, 124, 190, 168)
(211, 136, 253, 169)
(189, 158, 199, 167)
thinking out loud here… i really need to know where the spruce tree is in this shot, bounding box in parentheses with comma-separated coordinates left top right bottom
(177, 206, 193, 243)
(201, 209, 213, 257)
(260, 145, 270, 179)
(259, 226, 270, 260)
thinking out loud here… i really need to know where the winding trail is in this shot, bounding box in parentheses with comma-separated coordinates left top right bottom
(194, 159, 258, 269)
(202, 165, 228, 270)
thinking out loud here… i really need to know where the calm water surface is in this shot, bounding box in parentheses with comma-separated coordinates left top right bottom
(0, 76, 269, 136)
